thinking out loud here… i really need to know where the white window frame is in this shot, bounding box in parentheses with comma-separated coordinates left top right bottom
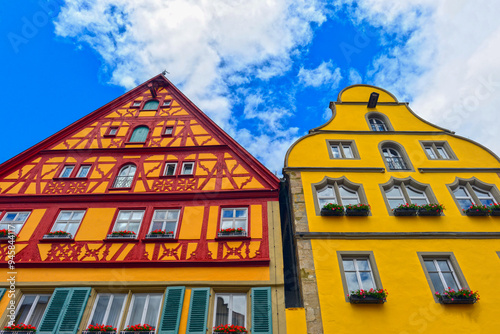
(113, 165, 137, 188)
(220, 208, 248, 233)
(14, 293, 51, 327)
(212, 293, 247, 329)
(112, 210, 145, 235)
(148, 209, 180, 235)
(330, 142, 355, 159)
(87, 293, 127, 329)
(472, 186, 496, 205)
(423, 143, 452, 160)
(124, 293, 163, 329)
(162, 100, 172, 107)
(0, 211, 31, 234)
(50, 210, 86, 237)
(369, 117, 388, 131)
(132, 101, 142, 107)
(164, 127, 174, 135)
(453, 186, 474, 210)
(423, 258, 462, 292)
(60, 165, 75, 178)
(385, 185, 429, 209)
(317, 184, 360, 207)
(76, 165, 91, 178)
(382, 147, 409, 170)
(108, 127, 118, 136)
(181, 162, 194, 175)
(342, 257, 377, 292)
(164, 163, 177, 176)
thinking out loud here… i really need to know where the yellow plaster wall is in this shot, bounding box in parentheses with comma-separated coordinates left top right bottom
(75, 208, 116, 241)
(285, 308, 307, 334)
(18, 209, 46, 242)
(178, 206, 204, 239)
(338, 86, 397, 103)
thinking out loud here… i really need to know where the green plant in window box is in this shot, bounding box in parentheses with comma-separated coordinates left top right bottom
(120, 324, 154, 333)
(83, 324, 117, 333)
(344, 204, 370, 216)
(0, 229, 15, 239)
(44, 230, 72, 238)
(2, 323, 37, 332)
(393, 203, 419, 216)
(213, 324, 248, 333)
(463, 204, 491, 216)
(111, 230, 136, 236)
(435, 288, 479, 304)
(348, 288, 388, 304)
(418, 203, 444, 216)
(321, 203, 344, 216)
(489, 203, 500, 216)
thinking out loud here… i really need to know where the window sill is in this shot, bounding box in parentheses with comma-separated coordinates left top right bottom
(178, 174, 194, 178)
(349, 295, 386, 304)
(109, 187, 132, 191)
(124, 142, 146, 146)
(161, 134, 173, 137)
(215, 233, 250, 241)
(143, 234, 177, 242)
(40, 235, 74, 243)
(104, 235, 139, 242)
(0, 236, 16, 243)
(103, 134, 117, 138)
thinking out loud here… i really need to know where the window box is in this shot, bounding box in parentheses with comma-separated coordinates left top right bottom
(436, 288, 479, 304)
(83, 331, 117, 334)
(107, 234, 137, 239)
(43, 232, 72, 239)
(0, 331, 38, 334)
(393, 208, 417, 216)
(417, 209, 442, 216)
(218, 228, 247, 237)
(464, 209, 490, 216)
(491, 209, 500, 216)
(345, 209, 369, 216)
(145, 233, 175, 239)
(119, 332, 155, 334)
(321, 208, 344, 216)
(438, 296, 477, 304)
(213, 324, 248, 333)
(349, 295, 385, 304)
(1, 324, 37, 333)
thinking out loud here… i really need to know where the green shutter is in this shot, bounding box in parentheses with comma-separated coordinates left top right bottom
(186, 288, 210, 334)
(38, 288, 71, 334)
(158, 286, 185, 334)
(251, 287, 272, 334)
(0, 288, 6, 300)
(130, 126, 149, 142)
(38, 287, 91, 334)
(58, 287, 91, 334)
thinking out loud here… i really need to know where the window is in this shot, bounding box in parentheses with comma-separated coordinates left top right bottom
(143, 100, 159, 111)
(421, 142, 454, 160)
(0, 212, 30, 234)
(164, 163, 177, 176)
(337, 252, 383, 301)
(112, 210, 144, 235)
(129, 126, 149, 143)
(418, 253, 468, 297)
(51, 210, 85, 237)
(113, 164, 136, 188)
(220, 208, 248, 231)
(164, 127, 174, 136)
(14, 294, 51, 327)
(132, 101, 141, 107)
(328, 141, 358, 159)
(162, 100, 172, 107)
(149, 209, 180, 234)
(76, 165, 91, 178)
(382, 147, 409, 170)
(381, 178, 437, 213)
(88, 293, 126, 330)
(369, 117, 388, 131)
(125, 293, 163, 329)
(107, 127, 118, 136)
(60, 165, 74, 178)
(181, 162, 194, 175)
(317, 185, 359, 207)
(213, 294, 246, 328)
(448, 178, 500, 212)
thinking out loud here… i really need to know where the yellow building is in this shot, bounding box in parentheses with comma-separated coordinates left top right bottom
(0, 74, 285, 334)
(283, 85, 500, 333)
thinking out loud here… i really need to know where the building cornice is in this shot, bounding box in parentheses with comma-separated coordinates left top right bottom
(295, 232, 500, 239)
(283, 167, 385, 173)
(418, 168, 500, 173)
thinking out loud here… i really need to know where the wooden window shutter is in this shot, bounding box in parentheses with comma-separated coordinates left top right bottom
(38, 287, 91, 334)
(251, 287, 272, 334)
(158, 286, 185, 334)
(186, 288, 210, 334)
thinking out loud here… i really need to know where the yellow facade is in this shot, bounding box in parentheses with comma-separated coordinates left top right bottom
(283, 85, 500, 333)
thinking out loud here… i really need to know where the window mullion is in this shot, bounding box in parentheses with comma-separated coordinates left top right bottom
(102, 294, 113, 325)
(141, 295, 149, 324)
(400, 184, 411, 204)
(465, 183, 480, 204)
(333, 183, 342, 206)
(25, 294, 40, 324)
(434, 259, 448, 290)
(353, 259, 363, 290)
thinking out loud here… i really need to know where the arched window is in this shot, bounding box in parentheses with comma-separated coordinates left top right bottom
(313, 177, 367, 214)
(113, 164, 136, 188)
(130, 126, 149, 143)
(382, 147, 409, 170)
(449, 178, 500, 211)
(143, 100, 159, 110)
(380, 177, 437, 213)
(368, 117, 388, 131)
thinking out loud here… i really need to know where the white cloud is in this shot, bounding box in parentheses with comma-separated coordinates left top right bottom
(343, 0, 500, 157)
(298, 61, 342, 88)
(348, 68, 362, 84)
(54, 0, 326, 171)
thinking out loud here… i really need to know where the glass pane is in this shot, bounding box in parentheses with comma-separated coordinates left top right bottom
(109, 128, 117, 135)
(424, 260, 436, 272)
(473, 188, 490, 197)
(182, 164, 193, 174)
(164, 222, 176, 233)
(66, 223, 78, 236)
(342, 259, 355, 271)
(437, 260, 451, 272)
(61, 166, 74, 177)
(107, 295, 126, 327)
(144, 295, 162, 327)
(342, 145, 353, 158)
(339, 187, 357, 197)
(318, 187, 334, 197)
(345, 272, 359, 292)
(129, 295, 146, 325)
(30, 295, 49, 327)
(221, 221, 233, 230)
(155, 211, 166, 220)
(386, 187, 402, 198)
(118, 211, 131, 220)
(457, 199, 473, 210)
(72, 211, 84, 221)
(215, 295, 230, 327)
(128, 223, 140, 233)
(356, 259, 370, 271)
(343, 198, 359, 205)
(52, 223, 66, 231)
(425, 147, 436, 159)
(436, 147, 449, 159)
(16, 213, 29, 221)
(164, 127, 173, 135)
(165, 165, 176, 175)
(232, 295, 246, 326)
(167, 210, 179, 220)
(442, 273, 459, 291)
(235, 210, 247, 218)
(115, 223, 128, 231)
(4, 213, 17, 221)
(152, 221, 163, 231)
(77, 166, 90, 177)
(388, 199, 405, 209)
(132, 211, 144, 220)
(223, 210, 234, 218)
(407, 188, 425, 198)
(331, 146, 341, 158)
(453, 187, 469, 197)
(319, 199, 336, 207)
(234, 220, 246, 229)
(480, 198, 494, 205)
(90, 295, 109, 325)
(143, 100, 159, 110)
(359, 272, 375, 290)
(412, 199, 429, 206)
(429, 272, 445, 293)
(59, 212, 72, 221)
(15, 295, 36, 324)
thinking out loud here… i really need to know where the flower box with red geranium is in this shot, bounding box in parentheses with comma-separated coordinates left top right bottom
(348, 288, 388, 304)
(217, 228, 247, 237)
(119, 324, 155, 334)
(393, 203, 418, 216)
(489, 203, 500, 216)
(0, 229, 16, 241)
(213, 324, 248, 333)
(1, 323, 37, 333)
(321, 203, 344, 216)
(107, 230, 137, 239)
(43, 230, 72, 239)
(463, 205, 491, 216)
(344, 204, 370, 216)
(82, 323, 117, 333)
(435, 288, 479, 304)
(145, 230, 175, 239)
(418, 203, 444, 216)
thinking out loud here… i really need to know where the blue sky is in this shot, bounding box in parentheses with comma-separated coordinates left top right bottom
(2, 1, 500, 173)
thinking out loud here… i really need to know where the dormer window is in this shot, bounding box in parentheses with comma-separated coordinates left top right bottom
(369, 117, 388, 131)
(143, 100, 159, 111)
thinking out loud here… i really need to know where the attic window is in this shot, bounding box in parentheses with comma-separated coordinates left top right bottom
(143, 100, 159, 111)
(132, 101, 141, 107)
(163, 127, 174, 136)
(163, 100, 172, 107)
